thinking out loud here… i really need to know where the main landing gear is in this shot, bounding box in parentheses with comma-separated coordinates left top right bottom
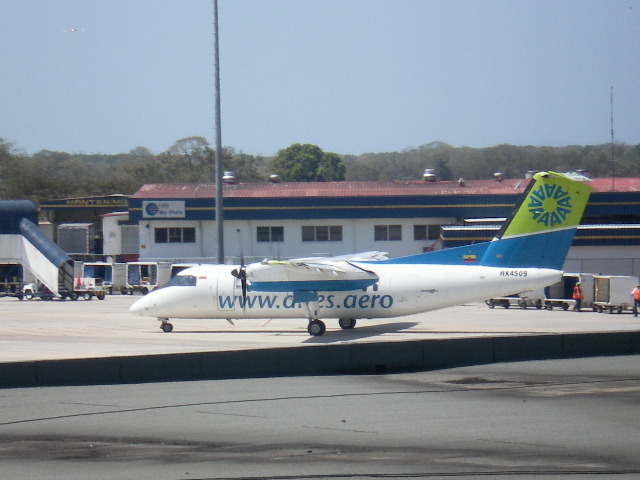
(307, 318, 357, 336)
(338, 317, 357, 330)
(307, 319, 326, 336)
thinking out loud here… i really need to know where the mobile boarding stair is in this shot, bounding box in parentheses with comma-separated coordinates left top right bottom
(0, 200, 75, 298)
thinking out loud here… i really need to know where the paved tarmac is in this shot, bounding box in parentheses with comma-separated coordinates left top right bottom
(2, 294, 639, 478)
(1, 356, 639, 479)
(2, 294, 639, 363)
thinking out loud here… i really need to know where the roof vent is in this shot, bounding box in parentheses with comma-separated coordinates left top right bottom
(458, 178, 465, 187)
(423, 168, 436, 182)
(525, 170, 538, 179)
(222, 171, 237, 184)
(493, 172, 504, 182)
(269, 174, 281, 184)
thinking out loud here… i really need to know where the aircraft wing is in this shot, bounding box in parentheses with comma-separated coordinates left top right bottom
(246, 258, 379, 293)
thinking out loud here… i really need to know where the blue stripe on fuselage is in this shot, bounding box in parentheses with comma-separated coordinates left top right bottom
(249, 278, 377, 292)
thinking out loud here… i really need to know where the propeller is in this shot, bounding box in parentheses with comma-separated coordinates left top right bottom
(231, 255, 248, 305)
(231, 229, 248, 306)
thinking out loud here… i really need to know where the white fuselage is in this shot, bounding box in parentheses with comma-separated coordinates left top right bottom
(130, 263, 561, 321)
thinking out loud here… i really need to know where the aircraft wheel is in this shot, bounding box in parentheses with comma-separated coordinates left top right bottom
(338, 318, 356, 330)
(308, 319, 326, 336)
(161, 322, 173, 333)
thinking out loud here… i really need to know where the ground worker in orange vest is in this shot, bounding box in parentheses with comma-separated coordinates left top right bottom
(572, 282, 584, 312)
(631, 284, 640, 317)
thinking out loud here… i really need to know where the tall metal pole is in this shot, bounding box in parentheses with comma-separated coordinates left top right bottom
(610, 86, 615, 192)
(213, 0, 224, 263)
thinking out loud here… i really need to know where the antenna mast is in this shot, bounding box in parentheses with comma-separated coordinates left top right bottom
(610, 86, 615, 191)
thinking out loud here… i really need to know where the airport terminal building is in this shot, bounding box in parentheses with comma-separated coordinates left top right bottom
(123, 176, 640, 277)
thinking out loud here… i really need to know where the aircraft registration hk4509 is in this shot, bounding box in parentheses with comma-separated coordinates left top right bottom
(130, 172, 592, 336)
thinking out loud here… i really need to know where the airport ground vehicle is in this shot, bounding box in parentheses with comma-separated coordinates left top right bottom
(543, 273, 594, 311)
(80, 261, 124, 295)
(487, 274, 639, 313)
(485, 294, 544, 309)
(592, 275, 639, 314)
(120, 262, 171, 295)
(21, 278, 106, 301)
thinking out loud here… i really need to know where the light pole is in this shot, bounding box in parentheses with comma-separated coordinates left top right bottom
(213, 0, 224, 263)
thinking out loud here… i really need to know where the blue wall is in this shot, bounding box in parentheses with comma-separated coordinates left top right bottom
(0, 200, 38, 235)
(129, 190, 640, 223)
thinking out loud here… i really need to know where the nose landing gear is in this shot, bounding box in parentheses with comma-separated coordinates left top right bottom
(159, 319, 173, 332)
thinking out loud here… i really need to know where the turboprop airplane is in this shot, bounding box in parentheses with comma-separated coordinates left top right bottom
(130, 171, 592, 336)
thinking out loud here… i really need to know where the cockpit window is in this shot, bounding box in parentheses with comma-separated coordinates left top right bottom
(167, 274, 197, 287)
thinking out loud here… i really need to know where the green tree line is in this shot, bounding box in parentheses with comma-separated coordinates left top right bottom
(1, 136, 639, 205)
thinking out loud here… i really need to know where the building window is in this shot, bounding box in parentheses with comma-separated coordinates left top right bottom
(155, 228, 168, 243)
(154, 227, 196, 244)
(257, 226, 284, 242)
(302, 225, 343, 242)
(414, 224, 441, 241)
(374, 225, 402, 241)
(169, 228, 182, 243)
(182, 227, 196, 243)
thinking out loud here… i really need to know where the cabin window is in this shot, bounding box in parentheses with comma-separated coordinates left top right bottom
(154, 227, 196, 244)
(257, 226, 284, 242)
(374, 224, 402, 241)
(414, 224, 441, 241)
(302, 225, 343, 242)
(166, 274, 197, 287)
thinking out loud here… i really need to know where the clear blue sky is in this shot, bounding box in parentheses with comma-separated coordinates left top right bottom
(2, 0, 639, 156)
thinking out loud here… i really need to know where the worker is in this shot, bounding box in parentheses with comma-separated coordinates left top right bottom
(631, 284, 640, 318)
(572, 282, 583, 312)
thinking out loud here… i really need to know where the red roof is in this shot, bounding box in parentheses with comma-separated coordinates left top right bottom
(131, 177, 640, 199)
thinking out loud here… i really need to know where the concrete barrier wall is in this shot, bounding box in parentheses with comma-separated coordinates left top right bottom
(1, 331, 639, 388)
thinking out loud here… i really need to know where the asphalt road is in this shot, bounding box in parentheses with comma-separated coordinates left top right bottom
(1, 355, 639, 479)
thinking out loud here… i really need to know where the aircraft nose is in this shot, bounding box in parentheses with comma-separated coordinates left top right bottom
(129, 295, 155, 316)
